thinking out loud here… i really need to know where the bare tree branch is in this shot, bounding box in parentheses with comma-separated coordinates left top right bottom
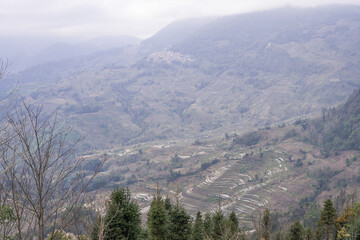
(0, 99, 107, 240)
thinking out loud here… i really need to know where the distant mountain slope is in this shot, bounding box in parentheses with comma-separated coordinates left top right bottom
(3, 35, 140, 72)
(303, 88, 360, 151)
(140, 17, 215, 53)
(4, 5, 360, 150)
(81, 92, 360, 226)
(174, 5, 360, 64)
(34, 35, 140, 64)
(171, 5, 360, 100)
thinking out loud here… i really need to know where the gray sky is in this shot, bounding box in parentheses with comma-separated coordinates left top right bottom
(1, 0, 360, 40)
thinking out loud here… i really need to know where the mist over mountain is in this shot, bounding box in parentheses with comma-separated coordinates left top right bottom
(2, 5, 360, 151)
(140, 17, 216, 54)
(2, 35, 140, 72)
(2, 4, 360, 237)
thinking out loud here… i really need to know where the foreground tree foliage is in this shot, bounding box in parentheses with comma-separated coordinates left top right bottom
(287, 220, 304, 240)
(168, 199, 191, 240)
(147, 188, 169, 240)
(261, 209, 271, 240)
(86, 193, 360, 240)
(192, 211, 205, 240)
(318, 199, 337, 240)
(0, 99, 105, 239)
(104, 188, 141, 240)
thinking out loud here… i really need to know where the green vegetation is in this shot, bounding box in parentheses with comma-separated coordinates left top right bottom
(2, 6, 360, 239)
(147, 188, 169, 240)
(233, 131, 261, 146)
(103, 188, 141, 240)
(303, 88, 360, 152)
(168, 199, 192, 240)
(90, 192, 360, 240)
(287, 221, 304, 240)
(192, 211, 205, 240)
(318, 199, 337, 240)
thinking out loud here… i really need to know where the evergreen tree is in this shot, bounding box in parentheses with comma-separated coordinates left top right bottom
(138, 228, 149, 240)
(315, 225, 322, 240)
(348, 216, 360, 240)
(103, 187, 141, 240)
(274, 231, 285, 240)
(228, 211, 246, 240)
(229, 211, 239, 235)
(204, 212, 213, 239)
(304, 202, 320, 228)
(147, 188, 169, 240)
(261, 209, 271, 240)
(212, 208, 225, 240)
(288, 220, 304, 240)
(319, 199, 337, 240)
(164, 196, 172, 212)
(168, 201, 192, 240)
(304, 227, 314, 240)
(192, 211, 205, 240)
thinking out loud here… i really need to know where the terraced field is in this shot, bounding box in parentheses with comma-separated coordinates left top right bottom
(80, 128, 303, 222)
(82, 124, 359, 226)
(180, 154, 290, 222)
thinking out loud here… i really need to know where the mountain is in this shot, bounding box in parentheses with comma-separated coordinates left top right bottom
(3, 5, 360, 151)
(2, 5, 360, 230)
(302, 88, 360, 151)
(2, 35, 140, 72)
(140, 17, 215, 53)
(82, 88, 360, 227)
(34, 35, 141, 65)
(82, 35, 141, 50)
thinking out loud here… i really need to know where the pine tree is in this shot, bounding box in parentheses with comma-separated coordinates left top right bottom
(204, 212, 213, 239)
(304, 227, 314, 240)
(274, 231, 285, 240)
(229, 211, 239, 235)
(192, 211, 205, 240)
(168, 201, 192, 240)
(103, 187, 141, 240)
(147, 187, 169, 240)
(261, 209, 271, 240)
(228, 211, 246, 240)
(212, 207, 225, 240)
(288, 220, 304, 240)
(315, 225, 322, 240)
(319, 199, 337, 240)
(164, 196, 172, 212)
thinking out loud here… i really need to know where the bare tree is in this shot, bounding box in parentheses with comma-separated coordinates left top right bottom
(0, 58, 21, 239)
(0, 59, 7, 81)
(0, 99, 106, 240)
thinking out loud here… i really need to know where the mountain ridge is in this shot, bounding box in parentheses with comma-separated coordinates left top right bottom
(2, 5, 360, 151)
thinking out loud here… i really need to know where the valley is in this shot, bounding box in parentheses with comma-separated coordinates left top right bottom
(2, 5, 360, 152)
(1, 4, 360, 238)
(80, 119, 360, 228)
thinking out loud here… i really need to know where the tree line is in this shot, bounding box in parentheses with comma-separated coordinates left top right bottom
(56, 187, 360, 240)
(300, 88, 360, 153)
(90, 186, 246, 240)
(0, 61, 106, 240)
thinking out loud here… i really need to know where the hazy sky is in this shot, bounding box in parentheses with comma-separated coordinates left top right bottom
(1, 0, 360, 40)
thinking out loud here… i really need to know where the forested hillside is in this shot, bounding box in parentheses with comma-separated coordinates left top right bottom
(303, 88, 360, 151)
